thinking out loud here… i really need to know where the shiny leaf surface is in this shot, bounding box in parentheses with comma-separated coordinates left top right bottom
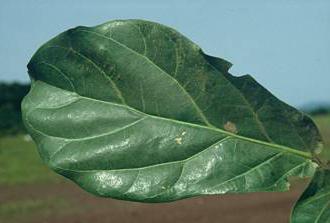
(22, 19, 323, 202)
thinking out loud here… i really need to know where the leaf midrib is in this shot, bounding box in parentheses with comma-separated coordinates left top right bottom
(29, 25, 314, 161)
(29, 79, 313, 160)
(45, 27, 301, 152)
(75, 28, 278, 145)
(81, 92, 313, 159)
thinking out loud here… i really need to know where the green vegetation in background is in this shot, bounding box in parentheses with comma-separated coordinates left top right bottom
(304, 106, 330, 116)
(0, 83, 29, 135)
(0, 136, 61, 186)
(313, 115, 330, 159)
(0, 137, 72, 223)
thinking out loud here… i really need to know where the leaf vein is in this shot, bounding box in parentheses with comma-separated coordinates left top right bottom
(74, 29, 213, 127)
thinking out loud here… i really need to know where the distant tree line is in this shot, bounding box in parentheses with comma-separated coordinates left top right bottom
(0, 82, 329, 136)
(0, 82, 30, 135)
(305, 107, 330, 116)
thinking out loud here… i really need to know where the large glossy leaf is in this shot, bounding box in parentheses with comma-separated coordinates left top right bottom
(22, 19, 323, 202)
(291, 169, 330, 223)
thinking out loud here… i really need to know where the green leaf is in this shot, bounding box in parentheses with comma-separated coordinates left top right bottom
(22, 19, 322, 202)
(291, 169, 330, 223)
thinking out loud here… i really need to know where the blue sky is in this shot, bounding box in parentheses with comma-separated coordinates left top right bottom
(0, 0, 329, 107)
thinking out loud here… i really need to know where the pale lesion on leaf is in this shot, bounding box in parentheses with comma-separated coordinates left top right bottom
(224, 121, 238, 134)
(175, 131, 187, 145)
(175, 137, 183, 145)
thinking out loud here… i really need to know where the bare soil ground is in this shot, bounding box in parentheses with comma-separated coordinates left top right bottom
(1, 180, 307, 223)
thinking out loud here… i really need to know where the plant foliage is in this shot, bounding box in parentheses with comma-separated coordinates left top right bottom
(22, 20, 329, 222)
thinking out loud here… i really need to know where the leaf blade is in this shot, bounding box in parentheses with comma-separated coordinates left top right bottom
(23, 81, 316, 202)
(22, 19, 323, 202)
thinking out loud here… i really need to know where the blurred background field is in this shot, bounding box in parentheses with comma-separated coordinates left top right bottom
(0, 82, 329, 223)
